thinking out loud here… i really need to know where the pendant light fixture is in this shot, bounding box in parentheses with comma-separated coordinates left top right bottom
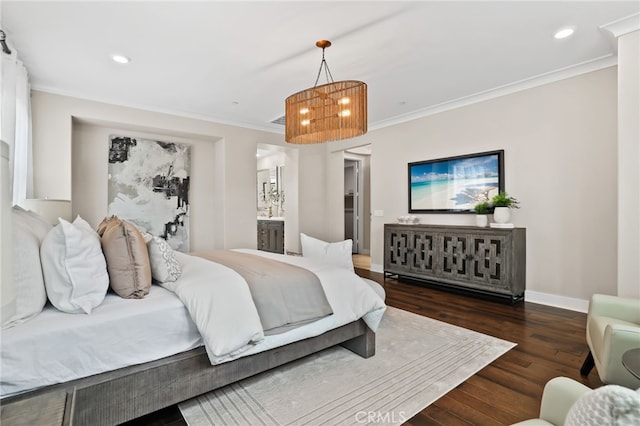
(285, 40, 367, 144)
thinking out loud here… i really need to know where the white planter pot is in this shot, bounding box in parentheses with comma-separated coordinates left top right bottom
(475, 215, 488, 227)
(493, 207, 511, 224)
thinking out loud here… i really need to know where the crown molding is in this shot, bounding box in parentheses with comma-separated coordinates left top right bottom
(30, 85, 284, 135)
(600, 13, 640, 38)
(369, 55, 617, 131)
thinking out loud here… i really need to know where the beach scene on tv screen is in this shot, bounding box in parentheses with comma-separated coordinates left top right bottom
(410, 154, 500, 211)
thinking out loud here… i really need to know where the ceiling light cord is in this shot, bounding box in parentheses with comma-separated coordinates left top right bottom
(313, 41, 334, 87)
(0, 30, 12, 55)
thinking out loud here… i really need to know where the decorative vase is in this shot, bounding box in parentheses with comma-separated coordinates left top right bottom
(493, 207, 511, 224)
(475, 214, 488, 227)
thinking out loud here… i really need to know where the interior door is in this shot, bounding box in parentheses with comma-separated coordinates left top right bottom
(344, 160, 359, 253)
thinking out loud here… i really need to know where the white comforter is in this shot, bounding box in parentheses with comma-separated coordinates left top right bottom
(163, 250, 386, 364)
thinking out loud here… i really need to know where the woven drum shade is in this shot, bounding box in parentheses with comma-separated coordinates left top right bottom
(285, 80, 367, 144)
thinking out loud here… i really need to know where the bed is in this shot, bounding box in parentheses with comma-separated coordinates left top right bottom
(1, 227, 386, 425)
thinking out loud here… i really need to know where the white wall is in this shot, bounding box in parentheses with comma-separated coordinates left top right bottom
(297, 143, 329, 241)
(283, 149, 300, 252)
(31, 91, 340, 252)
(29, 91, 329, 251)
(617, 30, 640, 298)
(361, 68, 618, 302)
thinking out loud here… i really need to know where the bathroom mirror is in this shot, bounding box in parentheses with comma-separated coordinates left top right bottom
(257, 168, 272, 211)
(256, 166, 284, 215)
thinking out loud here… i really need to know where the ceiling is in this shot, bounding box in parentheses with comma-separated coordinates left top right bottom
(2, 1, 638, 135)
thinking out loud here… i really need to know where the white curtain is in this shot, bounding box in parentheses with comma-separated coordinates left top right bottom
(1, 50, 33, 206)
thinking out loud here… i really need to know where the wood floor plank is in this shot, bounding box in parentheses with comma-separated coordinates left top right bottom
(434, 385, 522, 424)
(461, 375, 540, 418)
(430, 393, 502, 426)
(418, 404, 473, 426)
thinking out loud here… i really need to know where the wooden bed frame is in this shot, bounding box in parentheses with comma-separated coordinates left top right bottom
(2, 319, 374, 425)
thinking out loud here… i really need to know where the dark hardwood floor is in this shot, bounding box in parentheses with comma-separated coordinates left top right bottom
(123, 268, 602, 425)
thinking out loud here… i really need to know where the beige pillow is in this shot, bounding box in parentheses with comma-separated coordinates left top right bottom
(98, 216, 151, 298)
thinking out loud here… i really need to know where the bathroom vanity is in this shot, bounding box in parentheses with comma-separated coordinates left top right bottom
(257, 218, 284, 254)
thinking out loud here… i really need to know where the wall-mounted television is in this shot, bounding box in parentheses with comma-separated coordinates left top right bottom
(408, 150, 504, 213)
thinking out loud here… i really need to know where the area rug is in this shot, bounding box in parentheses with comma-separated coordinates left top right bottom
(179, 307, 516, 426)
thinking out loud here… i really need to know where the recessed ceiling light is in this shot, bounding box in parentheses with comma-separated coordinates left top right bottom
(112, 54, 131, 64)
(554, 27, 575, 39)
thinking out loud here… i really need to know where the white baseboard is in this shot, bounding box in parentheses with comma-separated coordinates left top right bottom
(524, 290, 589, 313)
(368, 264, 588, 313)
(371, 263, 384, 274)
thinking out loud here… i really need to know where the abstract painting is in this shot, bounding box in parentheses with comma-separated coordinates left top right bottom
(107, 135, 191, 252)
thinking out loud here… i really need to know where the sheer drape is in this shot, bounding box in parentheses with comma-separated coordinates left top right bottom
(1, 51, 33, 205)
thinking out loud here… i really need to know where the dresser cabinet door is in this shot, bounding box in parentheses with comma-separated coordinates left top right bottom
(408, 230, 437, 275)
(439, 234, 470, 280)
(385, 226, 411, 271)
(384, 227, 437, 276)
(467, 234, 510, 290)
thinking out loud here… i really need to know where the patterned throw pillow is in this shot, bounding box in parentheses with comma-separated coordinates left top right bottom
(143, 233, 182, 283)
(565, 384, 640, 426)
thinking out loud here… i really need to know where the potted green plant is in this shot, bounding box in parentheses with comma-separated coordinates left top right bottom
(491, 192, 520, 224)
(491, 192, 520, 208)
(473, 200, 492, 227)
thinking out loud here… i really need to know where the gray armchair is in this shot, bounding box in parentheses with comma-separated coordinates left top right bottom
(580, 294, 640, 389)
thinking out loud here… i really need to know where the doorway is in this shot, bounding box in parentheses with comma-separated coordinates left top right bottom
(344, 145, 371, 260)
(256, 144, 298, 254)
(344, 159, 359, 253)
(344, 154, 370, 255)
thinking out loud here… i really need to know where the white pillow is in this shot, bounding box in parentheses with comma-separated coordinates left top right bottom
(300, 233, 354, 270)
(12, 205, 51, 242)
(40, 216, 109, 314)
(3, 207, 52, 328)
(143, 233, 182, 283)
(565, 384, 640, 426)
